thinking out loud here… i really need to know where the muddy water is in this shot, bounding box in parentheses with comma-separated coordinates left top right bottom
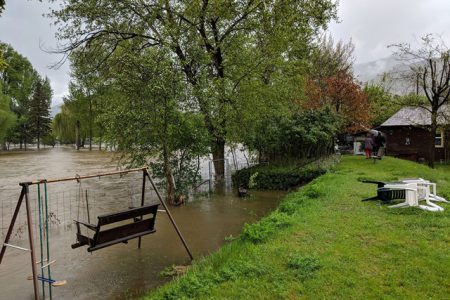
(0, 147, 284, 299)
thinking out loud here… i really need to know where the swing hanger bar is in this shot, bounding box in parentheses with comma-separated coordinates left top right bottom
(19, 167, 148, 186)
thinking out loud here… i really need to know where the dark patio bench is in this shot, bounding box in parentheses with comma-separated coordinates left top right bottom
(71, 204, 159, 252)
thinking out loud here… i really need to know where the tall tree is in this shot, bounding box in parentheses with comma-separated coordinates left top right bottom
(0, 0, 5, 15)
(28, 77, 52, 149)
(0, 43, 39, 148)
(53, 103, 77, 144)
(305, 72, 371, 133)
(100, 48, 209, 204)
(310, 35, 355, 80)
(0, 82, 15, 149)
(50, 0, 337, 178)
(390, 34, 450, 167)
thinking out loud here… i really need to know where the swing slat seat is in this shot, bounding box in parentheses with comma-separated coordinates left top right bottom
(71, 204, 159, 252)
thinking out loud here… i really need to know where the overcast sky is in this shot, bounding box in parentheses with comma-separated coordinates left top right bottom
(1, 0, 450, 107)
(329, 0, 450, 64)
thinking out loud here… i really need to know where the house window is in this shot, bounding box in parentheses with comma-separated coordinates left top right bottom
(435, 129, 444, 148)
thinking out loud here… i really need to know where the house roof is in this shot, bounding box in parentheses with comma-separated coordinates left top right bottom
(381, 106, 450, 127)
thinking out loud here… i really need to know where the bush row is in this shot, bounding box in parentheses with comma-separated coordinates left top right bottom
(232, 155, 340, 190)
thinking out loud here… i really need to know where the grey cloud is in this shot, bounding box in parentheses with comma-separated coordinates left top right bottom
(0, 0, 69, 107)
(329, 0, 450, 63)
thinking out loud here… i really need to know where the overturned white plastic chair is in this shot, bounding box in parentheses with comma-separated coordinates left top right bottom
(399, 178, 449, 203)
(384, 183, 444, 212)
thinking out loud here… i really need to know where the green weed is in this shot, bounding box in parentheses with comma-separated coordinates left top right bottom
(287, 254, 321, 279)
(241, 212, 293, 243)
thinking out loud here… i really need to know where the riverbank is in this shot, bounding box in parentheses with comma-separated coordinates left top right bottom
(144, 156, 450, 299)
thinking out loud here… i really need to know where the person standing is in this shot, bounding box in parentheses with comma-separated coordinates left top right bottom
(364, 134, 374, 159)
(369, 129, 386, 157)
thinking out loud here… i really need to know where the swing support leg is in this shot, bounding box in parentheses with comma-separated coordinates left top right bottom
(1, 185, 40, 300)
(138, 170, 146, 249)
(0, 187, 25, 264)
(25, 184, 41, 300)
(144, 170, 194, 261)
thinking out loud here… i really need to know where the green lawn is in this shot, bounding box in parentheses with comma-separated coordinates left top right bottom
(143, 156, 450, 299)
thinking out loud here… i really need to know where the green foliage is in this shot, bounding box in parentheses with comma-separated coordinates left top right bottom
(0, 50, 6, 71)
(287, 254, 321, 279)
(310, 34, 355, 79)
(248, 172, 258, 189)
(52, 104, 76, 144)
(94, 48, 210, 198)
(0, 43, 47, 148)
(364, 84, 399, 126)
(232, 155, 339, 190)
(159, 265, 183, 278)
(0, 43, 39, 117)
(244, 107, 341, 162)
(158, 251, 272, 299)
(42, 133, 56, 147)
(241, 212, 293, 243)
(27, 77, 52, 147)
(51, 0, 338, 174)
(0, 83, 15, 145)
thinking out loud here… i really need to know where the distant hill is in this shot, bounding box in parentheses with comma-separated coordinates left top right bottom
(354, 55, 415, 95)
(354, 56, 400, 83)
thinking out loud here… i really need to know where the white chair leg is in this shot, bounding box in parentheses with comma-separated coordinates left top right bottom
(389, 202, 411, 208)
(429, 195, 449, 203)
(418, 204, 444, 212)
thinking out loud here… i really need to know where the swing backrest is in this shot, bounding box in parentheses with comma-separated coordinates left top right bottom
(97, 204, 158, 226)
(72, 204, 159, 252)
(93, 205, 158, 247)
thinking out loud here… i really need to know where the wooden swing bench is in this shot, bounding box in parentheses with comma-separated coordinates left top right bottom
(71, 204, 159, 252)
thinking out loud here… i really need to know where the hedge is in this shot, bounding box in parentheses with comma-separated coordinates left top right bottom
(232, 155, 339, 190)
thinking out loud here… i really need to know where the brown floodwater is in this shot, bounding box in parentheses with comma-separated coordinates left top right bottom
(0, 147, 284, 299)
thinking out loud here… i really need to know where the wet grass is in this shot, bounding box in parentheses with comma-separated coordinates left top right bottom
(143, 156, 450, 299)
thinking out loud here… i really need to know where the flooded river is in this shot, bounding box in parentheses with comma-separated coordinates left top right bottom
(0, 147, 284, 299)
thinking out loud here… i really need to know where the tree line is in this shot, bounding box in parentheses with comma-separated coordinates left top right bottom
(0, 43, 53, 150)
(47, 0, 402, 204)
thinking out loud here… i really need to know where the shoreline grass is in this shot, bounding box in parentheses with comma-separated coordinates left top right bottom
(143, 156, 450, 299)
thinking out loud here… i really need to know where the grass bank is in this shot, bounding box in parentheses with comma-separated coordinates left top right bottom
(143, 156, 450, 299)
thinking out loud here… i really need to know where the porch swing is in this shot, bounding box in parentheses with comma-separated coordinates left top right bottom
(1, 167, 193, 300)
(70, 173, 160, 252)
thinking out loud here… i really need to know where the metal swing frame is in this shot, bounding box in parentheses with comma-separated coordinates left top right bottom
(0, 167, 193, 300)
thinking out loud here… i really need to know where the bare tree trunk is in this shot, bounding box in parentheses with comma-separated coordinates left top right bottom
(429, 111, 437, 168)
(89, 94, 92, 151)
(212, 138, 225, 180)
(75, 120, 80, 150)
(163, 144, 176, 205)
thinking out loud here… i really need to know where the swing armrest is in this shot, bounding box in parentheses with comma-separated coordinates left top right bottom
(73, 220, 97, 231)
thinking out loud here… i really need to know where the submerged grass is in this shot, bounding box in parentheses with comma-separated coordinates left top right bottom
(143, 156, 450, 299)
